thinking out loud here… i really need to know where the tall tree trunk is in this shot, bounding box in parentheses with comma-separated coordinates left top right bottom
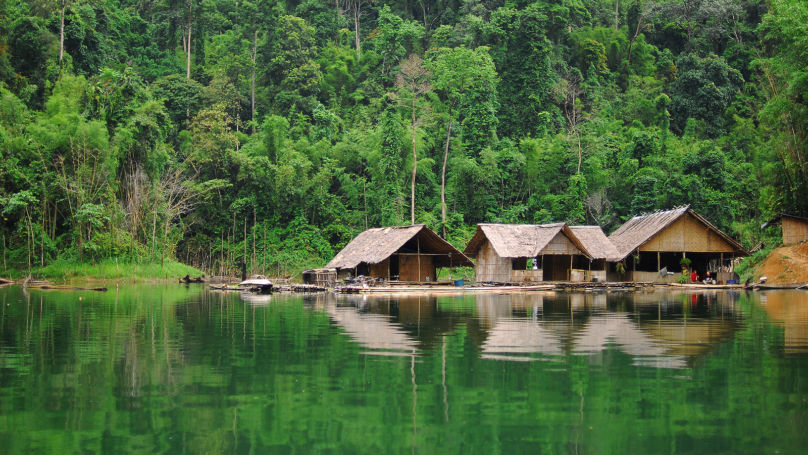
(411, 105, 417, 225)
(615, 0, 619, 30)
(441, 115, 453, 238)
(251, 30, 257, 134)
(354, 10, 361, 60)
(59, 1, 66, 65)
(187, 1, 192, 79)
(151, 210, 157, 258)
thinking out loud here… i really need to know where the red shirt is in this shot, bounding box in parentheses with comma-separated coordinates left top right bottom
(691, 271, 697, 282)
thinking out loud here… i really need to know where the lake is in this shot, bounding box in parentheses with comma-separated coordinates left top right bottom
(0, 285, 806, 454)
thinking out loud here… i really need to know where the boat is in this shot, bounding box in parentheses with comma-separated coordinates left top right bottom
(239, 278, 273, 293)
(754, 282, 808, 290)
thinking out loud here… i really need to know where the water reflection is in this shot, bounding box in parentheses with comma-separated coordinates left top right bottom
(320, 290, 751, 369)
(757, 290, 808, 354)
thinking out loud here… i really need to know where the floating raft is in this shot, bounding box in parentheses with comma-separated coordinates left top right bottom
(337, 284, 555, 294)
(275, 284, 328, 292)
(667, 283, 745, 290)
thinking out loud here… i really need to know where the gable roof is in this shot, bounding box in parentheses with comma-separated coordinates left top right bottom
(463, 223, 591, 259)
(569, 226, 623, 261)
(608, 206, 749, 260)
(761, 213, 808, 230)
(326, 224, 473, 269)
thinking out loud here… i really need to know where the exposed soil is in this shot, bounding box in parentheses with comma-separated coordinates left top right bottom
(755, 242, 808, 284)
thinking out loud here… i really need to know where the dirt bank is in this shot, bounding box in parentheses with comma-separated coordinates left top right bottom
(754, 242, 808, 284)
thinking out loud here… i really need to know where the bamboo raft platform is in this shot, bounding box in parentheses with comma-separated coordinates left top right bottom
(274, 284, 328, 293)
(337, 284, 556, 294)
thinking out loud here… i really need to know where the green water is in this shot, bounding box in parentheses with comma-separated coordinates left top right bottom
(0, 286, 806, 454)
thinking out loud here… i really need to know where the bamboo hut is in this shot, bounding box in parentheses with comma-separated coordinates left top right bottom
(302, 268, 337, 287)
(608, 206, 749, 283)
(568, 226, 623, 282)
(762, 213, 808, 246)
(325, 225, 473, 282)
(463, 223, 592, 283)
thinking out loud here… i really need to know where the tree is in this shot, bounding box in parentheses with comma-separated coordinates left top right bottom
(668, 53, 743, 138)
(395, 54, 431, 225)
(485, 4, 553, 138)
(337, 0, 371, 60)
(427, 46, 498, 236)
(370, 6, 425, 77)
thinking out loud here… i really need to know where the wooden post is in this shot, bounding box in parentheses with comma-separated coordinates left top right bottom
(417, 236, 421, 282)
(252, 210, 256, 275)
(657, 251, 660, 272)
(720, 252, 723, 274)
(570, 254, 573, 281)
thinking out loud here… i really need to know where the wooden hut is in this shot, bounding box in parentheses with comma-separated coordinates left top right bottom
(325, 225, 473, 282)
(302, 268, 337, 287)
(463, 223, 592, 283)
(608, 206, 749, 283)
(762, 214, 808, 246)
(568, 226, 623, 282)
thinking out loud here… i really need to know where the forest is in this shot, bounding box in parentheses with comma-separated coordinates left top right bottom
(0, 0, 806, 278)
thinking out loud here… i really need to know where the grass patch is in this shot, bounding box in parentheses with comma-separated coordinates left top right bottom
(735, 243, 779, 282)
(3, 258, 204, 283)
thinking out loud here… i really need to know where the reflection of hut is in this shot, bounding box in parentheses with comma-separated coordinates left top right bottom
(762, 213, 808, 246)
(755, 291, 808, 354)
(302, 268, 337, 287)
(608, 206, 749, 283)
(573, 315, 687, 368)
(569, 226, 623, 282)
(481, 319, 564, 358)
(326, 303, 418, 355)
(326, 225, 473, 282)
(463, 223, 592, 283)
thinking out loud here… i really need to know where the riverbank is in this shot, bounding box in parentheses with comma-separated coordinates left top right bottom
(1, 258, 204, 283)
(739, 241, 808, 285)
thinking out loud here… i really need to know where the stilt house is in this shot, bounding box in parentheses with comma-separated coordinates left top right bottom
(762, 214, 808, 246)
(608, 206, 749, 283)
(463, 223, 593, 283)
(325, 225, 473, 282)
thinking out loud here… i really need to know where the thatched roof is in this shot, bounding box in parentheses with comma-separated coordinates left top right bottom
(326, 224, 473, 269)
(609, 206, 749, 260)
(569, 226, 622, 261)
(762, 213, 808, 230)
(463, 223, 591, 258)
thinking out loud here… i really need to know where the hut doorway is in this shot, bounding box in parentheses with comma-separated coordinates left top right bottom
(390, 254, 400, 280)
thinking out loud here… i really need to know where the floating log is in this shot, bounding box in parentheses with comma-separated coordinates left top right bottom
(179, 275, 206, 284)
(0, 278, 12, 285)
(26, 285, 108, 292)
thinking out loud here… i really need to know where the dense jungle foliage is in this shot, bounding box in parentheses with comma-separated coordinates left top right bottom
(0, 0, 806, 276)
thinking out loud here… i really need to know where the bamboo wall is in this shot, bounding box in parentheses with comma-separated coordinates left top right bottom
(369, 258, 390, 279)
(475, 240, 512, 282)
(510, 270, 544, 282)
(639, 213, 735, 253)
(543, 233, 583, 255)
(783, 217, 808, 245)
(398, 254, 436, 282)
